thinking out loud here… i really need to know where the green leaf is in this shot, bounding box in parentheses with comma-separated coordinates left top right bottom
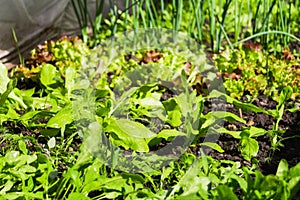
(239, 133, 259, 161)
(40, 64, 59, 87)
(41, 129, 60, 137)
(4, 151, 20, 165)
(18, 140, 28, 155)
(0, 79, 16, 106)
(166, 109, 182, 127)
(163, 98, 182, 127)
(47, 104, 73, 128)
(156, 129, 186, 141)
(19, 111, 41, 122)
(287, 107, 300, 113)
(201, 142, 224, 153)
(0, 62, 10, 93)
(276, 159, 289, 178)
(202, 111, 246, 129)
(245, 126, 267, 138)
(214, 185, 239, 200)
(68, 192, 90, 200)
(278, 86, 293, 107)
(47, 137, 56, 149)
(106, 118, 156, 152)
(214, 127, 242, 139)
(120, 172, 145, 183)
(109, 118, 156, 139)
(169, 159, 208, 198)
(209, 90, 268, 114)
(65, 67, 76, 98)
(139, 97, 163, 107)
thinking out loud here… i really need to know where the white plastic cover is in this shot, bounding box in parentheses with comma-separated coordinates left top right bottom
(0, 0, 125, 66)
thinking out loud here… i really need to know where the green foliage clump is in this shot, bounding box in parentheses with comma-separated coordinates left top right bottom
(215, 47, 300, 101)
(14, 36, 91, 81)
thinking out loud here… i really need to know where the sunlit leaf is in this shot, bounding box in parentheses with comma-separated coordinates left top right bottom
(47, 104, 73, 128)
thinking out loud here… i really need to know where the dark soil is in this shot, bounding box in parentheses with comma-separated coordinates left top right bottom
(196, 94, 300, 175)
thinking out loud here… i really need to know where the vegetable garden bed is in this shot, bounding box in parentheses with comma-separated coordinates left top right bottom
(1, 0, 300, 199)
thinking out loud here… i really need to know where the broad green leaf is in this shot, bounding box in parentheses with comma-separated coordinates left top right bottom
(201, 142, 224, 153)
(163, 97, 182, 127)
(106, 118, 155, 152)
(24, 154, 37, 164)
(231, 174, 248, 192)
(108, 118, 156, 139)
(110, 87, 138, 116)
(47, 104, 73, 128)
(239, 133, 259, 161)
(40, 64, 59, 87)
(84, 164, 100, 184)
(244, 127, 267, 138)
(167, 109, 182, 127)
(175, 91, 200, 118)
(288, 163, 300, 198)
(82, 176, 124, 194)
(19, 165, 37, 173)
(4, 151, 20, 165)
(156, 129, 186, 141)
(47, 137, 56, 149)
(289, 162, 300, 177)
(276, 159, 289, 178)
(109, 135, 149, 152)
(139, 97, 162, 107)
(288, 176, 300, 199)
